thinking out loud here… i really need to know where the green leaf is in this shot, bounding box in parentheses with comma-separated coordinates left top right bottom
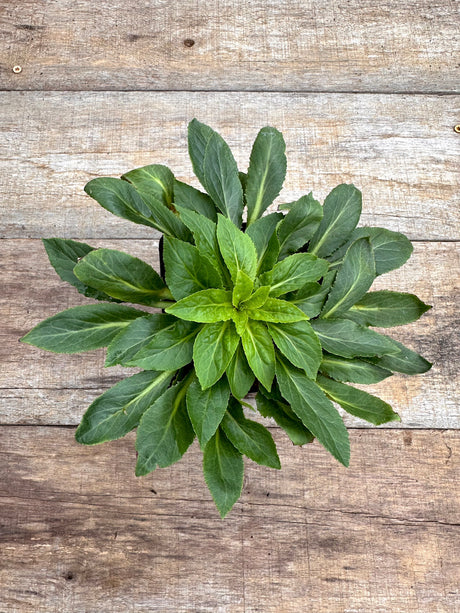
(329, 227, 413, 275)
(166, 289, 234, 323)
(173, 180, 217, 220)
(343, 291, 431, 327)
(188, 119, 243, 226)
(260, 253, 329, 297)
(277, 193, 323, 258)
(240, 285, 270, 310)
(241, 320, 275, 390)
(221, 400, 280, 469)
(175, 206, 218, 260)
(256, 389, 314, 446)
(319, 354, 392, 384)
(311, 318, 399, 359)
(276, 356, 350, 466)
(316, 374, 400, 426)
(246, 127, 286, 225)
(284, 281, 325, 318)
(321, 238, 375, 318)
(21, 304, 146, 353)
(122, 164, 174, 208)
(203, 428, 244, 518)
(267, 320, 322, 379)
(231, 309, 249, 336)
(75, 370, 174, 445)
(163, 237, 223, 301)
(127, 319, 199, 370)
(246, 213, 283, 275)
(42, 238, 119, 302)
(232, 270, 254, 307)
(186, 376, 231, 448)
(247, 297, 308, 323)
(105, 314, 176, 366)
(74, 248, 172, 307)
(135, 375, 195, 475)
(309, 184, 362, 257)
(193, 320, 240, 389)
(365, 337, 432, 375)
(226, 343, 255, 399)
(216, 215, 257, 282)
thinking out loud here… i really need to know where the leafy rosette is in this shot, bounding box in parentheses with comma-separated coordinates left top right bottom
(22, 120, 431, 517)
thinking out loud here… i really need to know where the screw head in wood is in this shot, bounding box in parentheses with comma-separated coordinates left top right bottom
(12, 65, 22, 74)
(454, 125, 460, 134)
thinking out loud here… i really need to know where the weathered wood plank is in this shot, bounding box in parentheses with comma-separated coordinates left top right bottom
(0, 427, 458, 612)
(1, 0, 458, 92)
(1, 239, 458, 428)
(2, 92, 459, 239)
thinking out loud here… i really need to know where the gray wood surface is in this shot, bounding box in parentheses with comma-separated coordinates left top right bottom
(2, 92, 459, 239)
(1, 0, 458, 92)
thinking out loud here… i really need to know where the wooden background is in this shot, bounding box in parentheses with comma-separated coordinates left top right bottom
(1, 1, 459, 611)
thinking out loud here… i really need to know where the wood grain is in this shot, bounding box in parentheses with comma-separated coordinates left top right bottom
(2, 91, 459, 240)
(1, 239, 458, 428)
(1, 0, 458, 93)
(0, 427, 458, 613)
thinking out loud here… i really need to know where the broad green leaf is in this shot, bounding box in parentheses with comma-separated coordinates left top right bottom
(74, 248, 172, 307)
(365, 337, 432, 375)
(277, 193, 323, 258)
(232, 270, 254, 307)
(316, 374, 400, 425)
(135, 376, 195, 475)
(246, 127, 286, 225)
(343, 291, 431, 327)
(173, 180, 217, 220)
(231, 309, 249, 336)
(311, 318, 399, 359)
(319, 354, 392, 384)
(247, 298, 308, 323)
(186, 376, 230, 448)
(166, 289, 234, 323)
(256, 389, 314, 446)
(260, 253, 329, 297)
(285, 270, 336, 318)
(203, 428, 244, 518)
(75, 370, 174, 445)
(122, 164, 174, 208)
(21, 304, 146, 353)
(267, 320, 322, 379)
(216, 215, 257, 282)
(309, 184, 362, 257)
(188, 119, 243, 226)
(176, 205, 218, 260)
(226, 343, 255, 399)
(193, 320, 240, 389)
(240, 286, 271, 310)
(241, 320, 275, 390)
(329, 227, 413, 275)
(163, 237, 222, 301)
(42, 238, 119, 302)
(246, 213, 283, 275)
(321, 238, 375, 318)
(127, 319, 199, 370)
(222, 400, 281, 469)
(105, 314, 176, 366)
(276, 356, 350, 466)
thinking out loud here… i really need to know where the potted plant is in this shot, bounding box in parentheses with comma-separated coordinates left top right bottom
(22, 120, 431, 517)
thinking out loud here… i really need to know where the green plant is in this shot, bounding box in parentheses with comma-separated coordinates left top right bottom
(22, 119, 431, 517)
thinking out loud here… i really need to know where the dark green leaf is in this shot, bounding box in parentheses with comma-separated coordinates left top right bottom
(321, 238, 375, 318)
(226, 343, 255, 399)
(246, 127, 286, 225)
(74, 248, 172, 307)
(309, 184, 362, 257)
(186, 376, 231, 448)
(203, 428, 244, 518)
(216, 215, 257, 282)
(193, 320, 240, 389)
(175, 206, 218, 260)
(256, 389, 314, 446)
(122, 164, 174, 208)
(311, 318, 400, 358)
(284, 282, 324, 318)
(267, 320, 322, 379)
(246, 213, 283, 275)
(277, 193, 323, 258)
(276, 356, 350, 466)
(365, 337, 432, 374)
(316, 374, 400, 425)
(247, 298, 308, 323)
(343, 291, 431, 327)
(319, 354, 392, 384)
(173, 179, 217, 220)
(127, 319, 199, 370)
(75, 370, 174, 444)
(260, 253, 329, 297)
(222, 400, 280, 469)
(166, 289, 234, 323)
(21, 304, 146, 353)
(241, 320, 275, 390)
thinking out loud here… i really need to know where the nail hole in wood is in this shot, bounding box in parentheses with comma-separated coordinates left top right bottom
(183, 39, 195, 48)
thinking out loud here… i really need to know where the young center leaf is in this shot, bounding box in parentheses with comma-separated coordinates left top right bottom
(342, 290, 431, 327)
(186, 375, 231, 449)
(193, 320, 240, 389)
(216, 214, 258, 282)
(166, 289, 234, 323)
(246, 298, 308, 323)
